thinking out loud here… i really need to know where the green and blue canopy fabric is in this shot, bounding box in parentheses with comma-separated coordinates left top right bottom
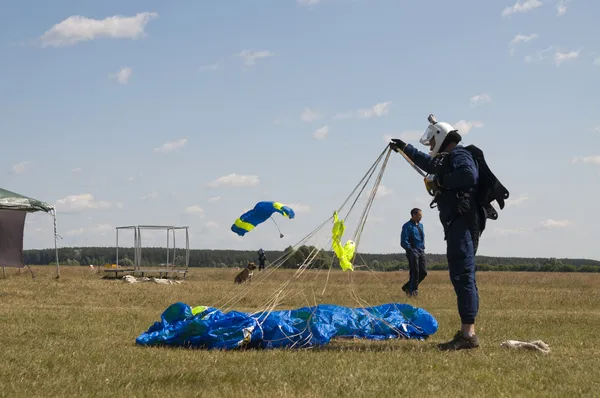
(136, 302, 438, 350)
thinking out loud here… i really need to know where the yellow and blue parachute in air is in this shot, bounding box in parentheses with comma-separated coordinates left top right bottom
(135, 302, 438, 350)
(231, 201, 295, 237)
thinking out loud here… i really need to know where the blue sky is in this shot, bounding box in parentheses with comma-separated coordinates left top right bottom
(1, 0, 598, 260)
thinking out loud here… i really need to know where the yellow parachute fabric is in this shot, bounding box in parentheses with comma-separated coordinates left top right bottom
(331, 211, 355, 271)
(191, 305, 208, 316)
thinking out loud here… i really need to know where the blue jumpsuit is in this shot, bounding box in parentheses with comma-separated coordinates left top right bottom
(402, 143, 480, 325)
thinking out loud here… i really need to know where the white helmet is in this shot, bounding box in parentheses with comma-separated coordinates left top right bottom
(419, 114, 459, 157)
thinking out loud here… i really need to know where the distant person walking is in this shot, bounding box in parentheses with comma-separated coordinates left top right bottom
(400, 208, 427, 297)
(258, 248, 266, 271)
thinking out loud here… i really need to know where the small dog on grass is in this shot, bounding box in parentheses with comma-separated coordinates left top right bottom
(234, 262, 257, 284)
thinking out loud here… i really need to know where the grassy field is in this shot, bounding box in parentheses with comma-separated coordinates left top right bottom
(1, 266, 599, 397)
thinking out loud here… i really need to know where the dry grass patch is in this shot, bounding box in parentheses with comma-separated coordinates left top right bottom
(1, 266, 599, 397)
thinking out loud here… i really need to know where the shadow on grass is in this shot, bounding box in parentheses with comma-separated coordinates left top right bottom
(132, 335, 443, 354)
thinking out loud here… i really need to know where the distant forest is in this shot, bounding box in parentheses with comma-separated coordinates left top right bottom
(23, 246, 600, 273)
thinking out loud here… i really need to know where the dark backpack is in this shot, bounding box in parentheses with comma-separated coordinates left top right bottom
(463, 144, 510, 222)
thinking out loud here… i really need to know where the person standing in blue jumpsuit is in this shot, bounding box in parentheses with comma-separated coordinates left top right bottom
(257, 248, 266, 271)
(390, 114, 481, 351)
(400, 208, 427, 297)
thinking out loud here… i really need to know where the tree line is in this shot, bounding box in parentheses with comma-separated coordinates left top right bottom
(22, 246, 600, 273)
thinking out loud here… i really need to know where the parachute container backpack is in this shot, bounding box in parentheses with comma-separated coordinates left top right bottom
(462, 144, 510, 234)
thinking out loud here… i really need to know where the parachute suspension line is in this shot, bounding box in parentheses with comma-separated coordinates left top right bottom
(253, 236, 331, 322)
(338, 144, 389, 221)
(216, 145, 392, 314)
(218, 216, 333, 311)
(269, 216, 284, 238)
(340, 146, 429, 336)
(351, 145, 392, 252)
(219, 147, 389, 311)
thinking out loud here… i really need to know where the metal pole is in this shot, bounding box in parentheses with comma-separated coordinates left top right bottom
(173, 228, 177, 268)
(116, 228, 119, 267)
(53, 214, 60, 278)
(135, 227, 140, 270)
(185, 227, 189, 271)
(166, 228, 170, 266)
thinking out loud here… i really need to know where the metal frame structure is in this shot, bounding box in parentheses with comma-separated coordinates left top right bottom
(115, 225, 190, 272)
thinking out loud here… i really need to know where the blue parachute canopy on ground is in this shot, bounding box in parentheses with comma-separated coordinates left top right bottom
(231, 201, 295, 237)
(135, 302, 438, 350)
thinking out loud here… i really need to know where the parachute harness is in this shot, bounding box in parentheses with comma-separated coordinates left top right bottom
(211, 145, 420, 347)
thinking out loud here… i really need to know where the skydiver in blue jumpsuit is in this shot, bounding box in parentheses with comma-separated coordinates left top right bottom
(390, 114, 481, 351)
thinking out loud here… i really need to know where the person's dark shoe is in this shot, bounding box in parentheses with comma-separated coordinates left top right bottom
(438, 331, 480, 351)
(401, 285, 411, 297)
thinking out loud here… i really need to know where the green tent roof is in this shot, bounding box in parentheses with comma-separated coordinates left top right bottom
(0, 187, 54, 213)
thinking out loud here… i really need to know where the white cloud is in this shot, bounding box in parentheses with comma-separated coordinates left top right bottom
(140, 191, 158, 200)
(11, 161, 31, 174)
(313, 125, 329, 140)
(509, 34, 539, 55)
(360, 185, 392, 201)
(505, 193, 529, 207)
(384, 122, 481, 143)
(494, 227, 529, 236)
(39, 12, 158, 47)
(538, 219, 572, 229)
(208, 173, 260, 187)
(110, 67, 132, 84)
(71, 167, 83, 174)
(66, 224, 113, 237)
(55, 194, 112, 212)
(454, 120, 484, 135)
(286, 203, 311, 213)
(333, 111, 354, 120)
(554, 48, 580, 66)
(510, 33, 539, 45)
(415, 197, 431, 206)
(594, 57, 600, 66)
(298, 0, 321, 5)
(359, 101, 391, 119)
(502, 0, 543, 18)
(375, 185, 392, 199)
(154, 138, 187, 153)
(524, 46, 581, 66)
(382, 131, 423, 144)
(199, 62, 219, 72)
(469, 93, 492, 107)
(208, 196, 221, 203)
(205, 221, 219, 229)
(572, 155, 600, 164)
(556, 0, 571, 16)
(334, 101, 391, 120)
(238, 49, 274, 66)
(524, 46, 554, 63)
(301, 107, 322, 122)
(184, 205, 204, 217)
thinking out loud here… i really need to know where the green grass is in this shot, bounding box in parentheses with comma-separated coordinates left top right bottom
(1, 266, 599, 397)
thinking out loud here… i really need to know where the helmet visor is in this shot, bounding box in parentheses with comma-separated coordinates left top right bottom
(420, 125, 436, 145)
